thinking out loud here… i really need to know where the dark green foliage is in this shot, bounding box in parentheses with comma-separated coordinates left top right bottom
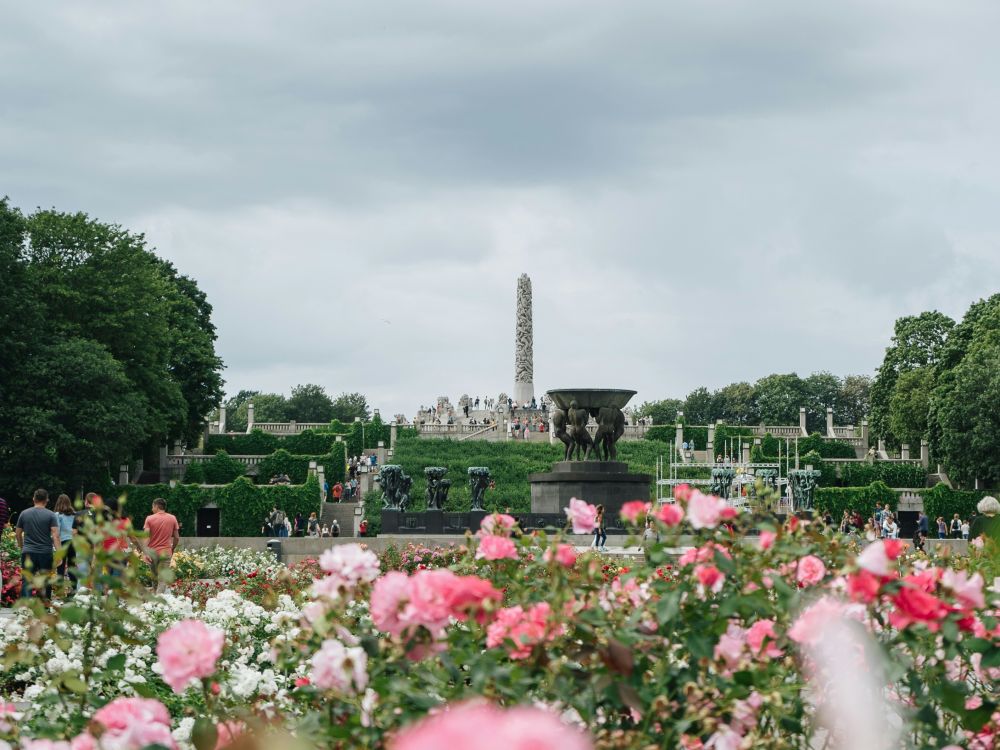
(814, 481, 897, 521)
(635, 398, 683, 426)
(330, 392, 371, 422)
(0, 201, 223, 506)
(840, 462, 927, 489)
(713, 425, 756, 458)
(922, 484, 988, 523)
(184, 462, 206, 484)
(390, 435, 663, 514)
(205, 430, 281, 455)
(362, 490, 383, 536)
(122, 476, 320, 537)
(257, 449, 311, 484)
(200, 451, 247, 485)
(286, 384, 336, 423)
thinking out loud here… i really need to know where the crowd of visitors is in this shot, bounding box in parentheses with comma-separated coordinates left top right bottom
(7, 489, 179, 600)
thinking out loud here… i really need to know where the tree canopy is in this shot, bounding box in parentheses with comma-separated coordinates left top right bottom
(0, 200, 224, 503)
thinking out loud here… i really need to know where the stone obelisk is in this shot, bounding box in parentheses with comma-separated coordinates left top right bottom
(514, 274, 534, 405)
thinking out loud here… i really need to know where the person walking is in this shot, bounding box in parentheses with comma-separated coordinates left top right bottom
(936, 516, 947, 539)
(950, 514, 963, 539)
(143, 498, 179, 594)
(331, 519, 341, 538)
(961, 519, 970, 540)
(593, 504, 607, 551)
(333, 481, 344, 502)
(307, 512, 320, 537)
(917, 511, 929, 537)
(293, 512, 304, 537)
(54, 494, 77, 585)
(15, 489, 61, 599)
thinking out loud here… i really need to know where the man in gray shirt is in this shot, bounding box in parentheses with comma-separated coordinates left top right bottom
(15, 488, 61, 600)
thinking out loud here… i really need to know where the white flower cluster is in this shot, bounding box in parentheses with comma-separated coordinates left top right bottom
(174, 545, 284, 580)
(0, 587, 303, 737)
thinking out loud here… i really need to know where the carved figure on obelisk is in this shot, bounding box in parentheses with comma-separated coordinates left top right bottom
(513, 274, 534, 405)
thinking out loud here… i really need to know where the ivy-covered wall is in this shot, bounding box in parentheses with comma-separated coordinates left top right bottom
(122, 476, 321, 537)
(922, 484, 988, 522)
(813, 481, 897, 521)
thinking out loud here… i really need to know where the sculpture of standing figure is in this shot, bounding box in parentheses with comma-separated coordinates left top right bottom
(550, 408, 574, 461)
(424, 467, 451, 510)
(377, 465, 412, 510)
(567, 400, 594, 461)
(468, 467, 492, 511)
(593, 406, 626, 461)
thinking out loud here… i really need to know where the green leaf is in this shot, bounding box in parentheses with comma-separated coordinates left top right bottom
(59, 606, 88, 624)
(63, 675, 88, 694)
(105, 654, 127, 671)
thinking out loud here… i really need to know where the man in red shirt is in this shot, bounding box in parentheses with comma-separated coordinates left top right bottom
(143, 498, 179, 593)
(332, 482, 344, 502)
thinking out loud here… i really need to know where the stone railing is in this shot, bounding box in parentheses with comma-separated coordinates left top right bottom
(754, 426, 801, 438)
(832, 426, 858, 439)
(164, 454, 269, 468)
(252, 422, 330, 435)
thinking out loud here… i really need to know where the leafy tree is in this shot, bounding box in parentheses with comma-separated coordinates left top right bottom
(837, 374, 871, 426)
(870, 311, 955, 445)
(802, 372, 841, 432)
(715, 382, 757, 425)
(286, 384, 335, 423)
(222, 390, 260, 432)
(331, 392, 371, 422)
(887, 368, 934, 450)
(681, 387, 719, 425)
(636, 399, 683, 425)
(929, 340, 1000, 487)
(753, 373, 806, 425)
(929, 295, 1000, 486)
(231, 393, 289, 430)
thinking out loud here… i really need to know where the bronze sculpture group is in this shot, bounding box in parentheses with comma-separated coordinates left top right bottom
(551, 400, 626, 461)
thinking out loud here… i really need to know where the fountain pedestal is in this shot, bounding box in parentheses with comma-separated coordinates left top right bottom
(529, 461, 651, 520)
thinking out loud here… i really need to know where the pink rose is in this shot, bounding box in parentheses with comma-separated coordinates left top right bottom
(390, 701, 592, 750)
(941, 569, 985, 610)
(480, 513, 517, 536)
(856, 541, 891, 576)
(796, 555, 826, 586)
(476, 535, 518, 561)
(705, 725, 742, 750)
(564, 498, 598, 534)
(746, 619, 782, 659)
(656, 503, 684, 526)
(695, 564, 725, 594)
(713, 622, 746, 669)
(155, 620, 224, 693)
(486, 602, 561, 659)
(673, 484, 693, 502)
(788, 597, 846, 645)
(22, 742, 72, 750)
(543, 544, 577, 568)
(215, 721, 245, 750)
(758, 531, 776, 550)
(91, 697, 176, 750)
(310, 638, 369, 694)
(686, 491, 727, 530)
(318, 544, 381, 590)
(370, 571, 411, 637)
(619, 501, 651, 525)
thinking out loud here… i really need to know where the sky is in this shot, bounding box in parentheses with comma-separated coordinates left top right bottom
(4, 1, 1000, 419)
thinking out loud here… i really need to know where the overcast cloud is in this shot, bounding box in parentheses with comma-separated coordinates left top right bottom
(4, 1, 1000, 418)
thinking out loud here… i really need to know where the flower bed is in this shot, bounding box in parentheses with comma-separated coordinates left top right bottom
(0, 491, 997, 749)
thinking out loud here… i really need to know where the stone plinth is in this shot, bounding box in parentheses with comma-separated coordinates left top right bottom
(529, 461, 651, 527)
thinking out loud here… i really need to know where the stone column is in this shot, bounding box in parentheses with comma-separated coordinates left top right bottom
(825, 407, 835, 438)
(877, 438, 887, 459)
(799, 407, 808, 436)
(861, 419, 870, 448)
(742, 442, 750, 464)
(707, 423, 716, 458)
(920, 439, 929, 469)
(247, 402, 255, 433)
(218, 405, 227, 433)
(901, 444, 910, 460)
(513, 274, 534, 405)
(675, 422, 684, 461)
(390, 423, 397, 448)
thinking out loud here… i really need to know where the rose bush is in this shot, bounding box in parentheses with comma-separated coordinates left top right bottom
(0, 489, 997, 749)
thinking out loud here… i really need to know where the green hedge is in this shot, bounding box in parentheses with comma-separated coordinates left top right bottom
(122, 476, 321, 537)
(388, 435, 662, 514)
(184, 451, 247, 484)
(362, 490, 382, 536)
(840, 462, 926, 488)
(922, 484, 988, 522)
(205, 429, 342, 456)
(643, 425, 710, 451)
(760, 433, 857, 459)
(814, 481, 897, 521)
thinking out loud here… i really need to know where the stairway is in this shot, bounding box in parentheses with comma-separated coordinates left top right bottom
(320, 502, 359, 537)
